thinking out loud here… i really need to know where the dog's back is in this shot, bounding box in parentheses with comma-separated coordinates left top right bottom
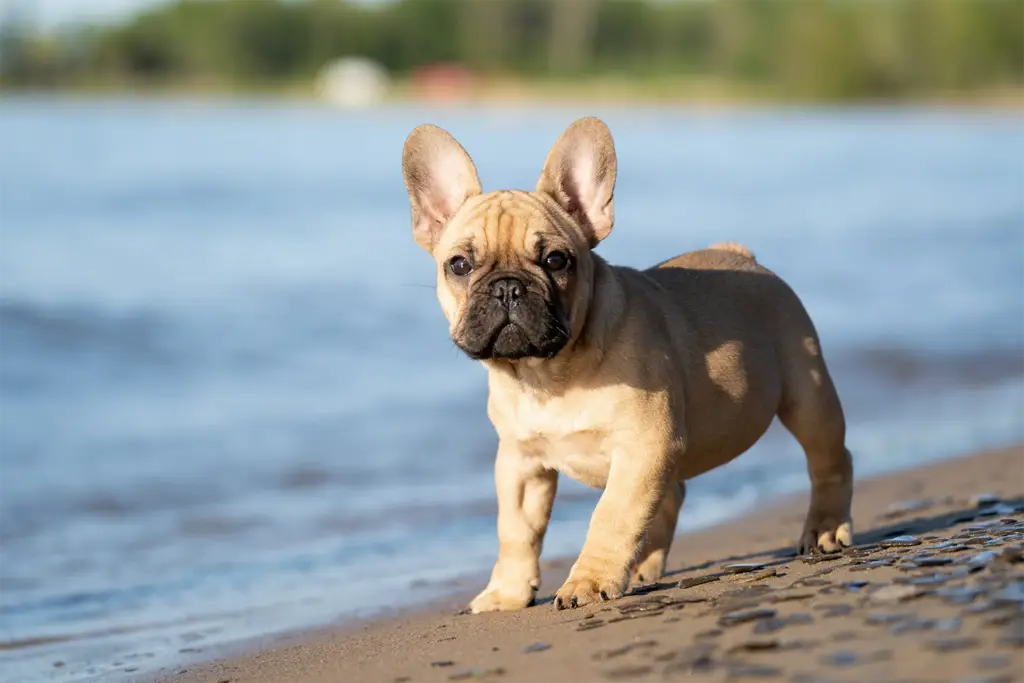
(645, 242, 807, 340)
(653, 241, 759, 271)
(625, 242, 842, 481)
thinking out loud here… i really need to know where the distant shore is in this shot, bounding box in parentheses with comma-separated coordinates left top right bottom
(3, 77, 1022, 111)
(142, 443, 1024, 683)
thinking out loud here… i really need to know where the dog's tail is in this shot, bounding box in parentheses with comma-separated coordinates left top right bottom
(708, 241, 756, 261)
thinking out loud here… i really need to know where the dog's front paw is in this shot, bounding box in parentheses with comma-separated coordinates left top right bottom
(553, 572, 625, 610)
(799, 512, 853, 554)
(469, 582, 536, 613)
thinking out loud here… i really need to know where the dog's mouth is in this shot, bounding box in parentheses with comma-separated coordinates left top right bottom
(458, 321, 567, 361)
(456, 305, 570, 361)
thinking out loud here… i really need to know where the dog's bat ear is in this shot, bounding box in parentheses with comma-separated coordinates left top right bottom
(536, 117, 617, 248)
(402, 125, 482, 252)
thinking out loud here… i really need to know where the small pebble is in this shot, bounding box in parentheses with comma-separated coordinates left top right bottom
(966, 601, 1003, 616)
(936, 586, 983, 605)
(753, 614, 813, 634)
(718, 607, 777, 627)
(661, 645, 717, 676)
(723, 563, 766, 574)
(866, 613, 910, 625)
(431, 661, 456, 668)
(978, 504, 1017, 517)
(677, 575, 720, 589)
(870, 584, 923, 603)
(577, 620, 605, 631)
(895, 572, 953, 586)
(821, 650, 890, 667)
(972, 494, 1001, 508)
(891, 617, 937, 634)
(728, 639, 781, 653)
(864, 558, 897, 568)
(694, 628, 723, 640)
(818, 604, 853, 618)
(522, 642, 550, 654)
(592, 640, 657, 660)
(800, 553, 844, 565)
(448, 668, 506, 681)
(770, 591, 815, 603)
(741, 568, 778, 583)
(928, 636, 980, 652)
(725, 663, 783, 679)
(961, 536, 996, 546)
(791, 577, 832, 587)
(881, 535, 922, 548)
(992, 581, 1024, 605)
(850, 543, 882, 553)
(930, 541, 970, 552)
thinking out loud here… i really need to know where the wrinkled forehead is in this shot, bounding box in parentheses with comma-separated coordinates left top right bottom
(437, 190, 577, 259)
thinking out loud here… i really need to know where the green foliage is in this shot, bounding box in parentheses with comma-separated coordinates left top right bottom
(1, 0, 1021, 100)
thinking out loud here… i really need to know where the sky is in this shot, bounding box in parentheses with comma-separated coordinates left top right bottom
(1, 0, 165, 28)
(0, 0, 386, 30)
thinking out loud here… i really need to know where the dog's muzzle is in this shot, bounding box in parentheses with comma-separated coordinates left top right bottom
(455, 275, 569, 360)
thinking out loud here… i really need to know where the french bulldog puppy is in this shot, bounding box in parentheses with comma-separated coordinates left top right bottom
(401, 117, 853, 612)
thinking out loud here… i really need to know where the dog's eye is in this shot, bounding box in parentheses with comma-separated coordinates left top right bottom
(544, 251, 570, 272)
(448, 256, 473, 277)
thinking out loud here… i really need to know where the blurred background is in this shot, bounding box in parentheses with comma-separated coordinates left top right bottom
(1, 2, 1022, 682)
(2, 0, 1024, 102)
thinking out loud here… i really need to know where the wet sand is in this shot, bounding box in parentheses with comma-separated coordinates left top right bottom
(147, 445, 1024, 683)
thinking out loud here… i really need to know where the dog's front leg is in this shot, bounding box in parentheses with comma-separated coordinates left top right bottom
(554, 440, 676, 609)
(470, 441, 558, 613)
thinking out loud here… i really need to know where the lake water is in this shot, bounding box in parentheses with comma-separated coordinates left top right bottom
(1, 98, 1022, 682)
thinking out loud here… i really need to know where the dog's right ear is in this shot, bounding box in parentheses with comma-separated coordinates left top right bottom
(402, 125, 482, 252)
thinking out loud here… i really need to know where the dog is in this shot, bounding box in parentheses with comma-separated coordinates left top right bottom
(400, 117, 854, 612)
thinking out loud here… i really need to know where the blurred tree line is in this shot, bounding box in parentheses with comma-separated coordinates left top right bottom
(2, 0, 1022, 100)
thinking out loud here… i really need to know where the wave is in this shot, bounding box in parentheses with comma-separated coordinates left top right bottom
(836, 344, 1024, 389)
(0, 299, 176, 362)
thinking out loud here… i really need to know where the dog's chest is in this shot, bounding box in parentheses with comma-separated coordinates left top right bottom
(497, 394, 613, 489)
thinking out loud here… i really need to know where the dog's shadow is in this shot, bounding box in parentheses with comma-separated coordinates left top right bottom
(669, 496, 1024, 575)
(531, 497, 1023, 607)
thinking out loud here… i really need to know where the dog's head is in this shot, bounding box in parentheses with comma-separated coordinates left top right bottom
(401, 117, 617, 362)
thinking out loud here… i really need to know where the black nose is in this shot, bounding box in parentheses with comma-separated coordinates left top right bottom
(490, 277, 525, 306)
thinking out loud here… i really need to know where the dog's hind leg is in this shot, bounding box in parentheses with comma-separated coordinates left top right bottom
(631, 482, 685, 584)
(777, 335, 854, 554)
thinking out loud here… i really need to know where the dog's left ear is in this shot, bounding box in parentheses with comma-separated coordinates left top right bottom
(536, 117, 617, 248)
(402, 124, 482, 252)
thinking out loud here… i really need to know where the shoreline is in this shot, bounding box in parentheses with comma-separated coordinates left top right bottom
(142, 443, 1024, 683)
(1, 83, 1022, 112)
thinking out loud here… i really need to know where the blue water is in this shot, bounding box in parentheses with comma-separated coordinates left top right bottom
(1, 98, 1022, 682)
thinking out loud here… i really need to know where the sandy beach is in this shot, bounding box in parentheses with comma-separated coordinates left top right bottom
(141, 444, 1024, 683)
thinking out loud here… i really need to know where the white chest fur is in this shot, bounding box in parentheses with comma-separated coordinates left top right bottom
(488, 381, 623, 490)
